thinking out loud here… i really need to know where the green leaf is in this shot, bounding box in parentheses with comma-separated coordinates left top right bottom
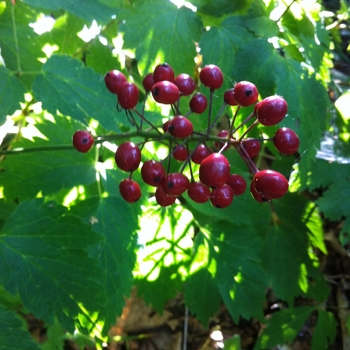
(40, 318, 65, 350)
(70, 194, 139, 329)
(254, 306, 315, 349)
(32, 55, 123, 131)
(1, 116, 97, 201)
(39, 13, 87, 56)
(136, 265, 183, 314)
(21, 0, 117, 23)
(184, 268, 221, 325)
(207, 221, 267, 322)
(191, 0, 254, 17)
(311, 309, 337, 350)
(0, 1, 44, 87)
(0, 198, 105, 332)
(120, 0, 203, 75)
(0, 304, 40, 350)
(0, 67, 27, 123)
(223, 335, 240, 350)
(340, 216, 350, 246)
(316, 179, 350, 220)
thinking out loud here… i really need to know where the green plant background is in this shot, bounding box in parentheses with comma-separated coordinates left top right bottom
(0, 0, 349, 349)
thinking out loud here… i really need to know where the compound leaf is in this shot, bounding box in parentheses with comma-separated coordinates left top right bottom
(0, 198, 104, 332)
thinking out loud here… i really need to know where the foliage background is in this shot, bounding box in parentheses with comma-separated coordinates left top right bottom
(0, 0, 349, 349)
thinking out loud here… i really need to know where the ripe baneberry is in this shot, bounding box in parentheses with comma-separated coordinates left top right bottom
(115, 142, 141, 172)
(167, 116, 193, 138)
(254, 95, 288, 126)
(104, 70, 127, 94)
(210, 184, 234, 208)
(199, 153, 230, 188)
(73, 130, 94, 153)
(252, 170, 289, 200)
(273, 127, 300, 155)
(233, 81, 258, 106)
(152, 81, 180, 105)
(153, 63, 175, 82)
(187, 182, 211, 203)
(141, 160, 165, 186)
(118, 82, 139, 109)
(119, 179, 141, 203)
(199, 65, 224, 89)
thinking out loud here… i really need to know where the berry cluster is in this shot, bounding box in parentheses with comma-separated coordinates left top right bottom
(72, 62, 299, 208)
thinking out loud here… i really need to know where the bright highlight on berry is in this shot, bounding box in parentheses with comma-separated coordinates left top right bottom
(73, 61, 300, 208)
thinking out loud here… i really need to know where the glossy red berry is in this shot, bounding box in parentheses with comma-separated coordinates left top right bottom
(118, 82, 139, 109)
(162, 173, 189, 196)
(115, 141, 141, 172)
(199, 153, 230, 188)
(187, 181, 211, 203)
(152, 81, 180, 104)
(214, 130, 230, 151)
(189, 92, 208, 114)
(72, 130, 94, 153)
(142, 73, 155, 92)
(223, 88, 238, 106)
(155, 186, 176, 207)
(250, 181, 268, 202)
(191, 144, 211, 164)
(254, 95, 288, 126)
(173, 144, 189, 161)
(210, 184, 234, 208)
(141, 160, 165, 186)
(273, 127, 300, 155)
(167, 115, 193, 138)
(162, 119, 171, 133)
(174, 73, 196, 96)
(241, 139, 261, 159)
(226, 174, 247, 195)
(119, 179, 141, 203)
(252, 170, 289, 200)
(233, 81, 258, 106)
(153, 62, 175, 82)
(104, 70, 127, 94)
(199, 64, 224, 89)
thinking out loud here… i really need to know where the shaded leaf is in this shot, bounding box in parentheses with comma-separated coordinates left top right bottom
(0, 199, 104, 332)
(0, 304, 40, 350)
(311, 309, 337, 350)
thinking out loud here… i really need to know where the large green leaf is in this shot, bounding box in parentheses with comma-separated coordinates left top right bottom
(191, 0, 254, 17)
(207, 221, 267, 322)
(70, 191, 139, 329)
(0, 1, 44, 87)
(0, 199, 105, 331)
(184, 268, 221, 325)
(32, 55, 124, 132)
(0, 67, 27, 124)
(120, 0, 203, 75)
(21, 0, 118, 23)
(0, 304, 40, 350)
(311, 309, 337, 350)
(1, 116, 97, 201)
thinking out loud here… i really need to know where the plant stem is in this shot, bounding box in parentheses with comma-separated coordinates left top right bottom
(206, 88, 214, 137)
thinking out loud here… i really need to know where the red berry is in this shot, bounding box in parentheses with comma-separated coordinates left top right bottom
(163, 119, 171, 132)
(141, 160, 165, 186)
(167, 115, 193, 138)
(210, 184, 234, 208)
(155, 186, 176, 207)
(191, 144, 211, 164)
(142, 73, 155, 92)
(189, 92, 207, 114)
(233, 81, 258, 106)
(254, 95, 288, 126)
(118, 82, 139, 109)
(187, 182, 211, 203)
(223, 88, 238, 106)
(252, 170, 289, 200)
(162, 172, 190, 196)
(273, 127, 300, 155)
(104, 70, 127, 94)
(199, 153, 230, 188)
(153, 62, 175, 82)
(199, 64, 224, 89)
(173, 144, 189, 161)
(115, 142, 141, 172)
(119, 179, 141, 203)
(226, 174, 247, 195)
(214, 130, 230, 151)
(174, 73, 196, 95)
(152, 81, 180, 104)
(250, 181, 268, 202)
(72, 130, 94, 153)
(241, 139, 261, 159)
